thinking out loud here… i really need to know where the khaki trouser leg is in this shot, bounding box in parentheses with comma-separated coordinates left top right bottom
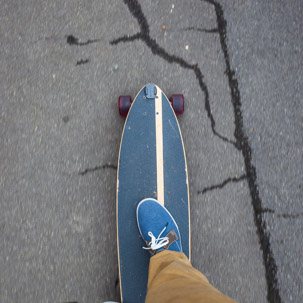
(145, 250, 236, 303)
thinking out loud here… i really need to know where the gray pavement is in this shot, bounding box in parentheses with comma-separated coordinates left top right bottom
(222, 1, 303, 302)
(0, 1, 301, 303)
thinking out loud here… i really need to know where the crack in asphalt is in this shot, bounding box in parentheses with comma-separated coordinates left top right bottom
(276, 213, 303, 219)
(115, 277, 119, 288)
(110, 0, 238, 148)
(260, 208, 303, 219)
(67, 34, 100, 46)
(255, 207, 275, 215)
(76, 59, 90, 65)
(198, 174, 247, 195)
(111, 32, 142, 44)
(183, 26, 219, 33)
(78, 164, 117, 176)
(204, 0, 282, 302)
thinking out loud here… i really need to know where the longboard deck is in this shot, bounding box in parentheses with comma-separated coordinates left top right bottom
(117, 84, 190, 303)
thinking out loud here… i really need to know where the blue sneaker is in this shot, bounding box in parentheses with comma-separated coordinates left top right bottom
(136, 198, 182, 255)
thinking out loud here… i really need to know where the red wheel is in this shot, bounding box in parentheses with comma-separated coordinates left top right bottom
(118, 96, 132, 117)
(170, 94, 184, 115)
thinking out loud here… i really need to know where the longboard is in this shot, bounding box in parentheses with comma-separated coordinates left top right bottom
(117, 84, 190, 303)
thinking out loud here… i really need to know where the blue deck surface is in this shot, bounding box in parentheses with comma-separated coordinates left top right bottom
(117, 85, 189, 303)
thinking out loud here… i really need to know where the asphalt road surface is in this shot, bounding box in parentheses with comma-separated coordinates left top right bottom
(1, 1, 302, 303)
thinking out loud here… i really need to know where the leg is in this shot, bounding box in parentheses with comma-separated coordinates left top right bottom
(137, 198, 236, 303)
(146, 250, 236, 303)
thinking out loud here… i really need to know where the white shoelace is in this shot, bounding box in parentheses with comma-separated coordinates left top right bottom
(143, 225, 169, 251)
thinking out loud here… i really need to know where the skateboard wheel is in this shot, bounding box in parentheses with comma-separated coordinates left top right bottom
(170, 94, 184, 115)
(118, 96, 132, 117)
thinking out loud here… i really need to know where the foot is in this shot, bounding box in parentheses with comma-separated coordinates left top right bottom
(136, 198, 182, 255)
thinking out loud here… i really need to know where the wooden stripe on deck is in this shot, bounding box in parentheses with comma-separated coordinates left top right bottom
(155, 87, 164, 206)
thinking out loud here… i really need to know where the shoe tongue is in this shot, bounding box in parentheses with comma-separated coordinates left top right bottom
(145, 229, 179, 255)
(163, 229, 178, 249)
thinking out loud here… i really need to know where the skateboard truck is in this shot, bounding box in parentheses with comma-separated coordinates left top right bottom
(145, 83, 157, 99)
(118, 85, 184, 117)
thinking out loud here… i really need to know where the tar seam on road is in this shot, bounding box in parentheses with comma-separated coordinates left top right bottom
(76, 59, 90, 66)
(78, 164, 117, 176)
(198, 174, 247, 195)
(67, 35, 100, 46)
(110, 0, 282, 302)
(204, 0, 282, 302)
(260, 208, 303, 219)
(183, 26, 219, 33)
